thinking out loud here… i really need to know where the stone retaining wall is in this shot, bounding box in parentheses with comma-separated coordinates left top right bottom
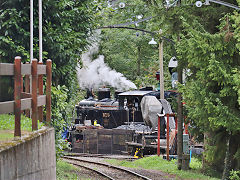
(0, 127, 56, 180)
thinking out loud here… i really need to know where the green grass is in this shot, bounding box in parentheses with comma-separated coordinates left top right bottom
(0, 114, 45, 141)
(56, 160, 85, 180)
(106, 156, 220, 180)
(0, 114, 44, 131)
(0, 132, 14, 140)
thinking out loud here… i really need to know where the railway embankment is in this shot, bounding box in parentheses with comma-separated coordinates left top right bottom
(0, 127, 56, 180)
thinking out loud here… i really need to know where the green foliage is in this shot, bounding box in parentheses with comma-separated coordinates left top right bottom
(51, 85, 72, 159)
(229, 170, 240, 180)
(96, 0, 173, 86)
(94, 3, 240, 176)
(42, 0, 96, 93)
(144, 0, 240, 176)
(0, 0, 97, 97)
(190, 156, 203, 170)
(134, 67, 159, 89)
(175, 14, 240, 172)
(51, 85, 85, 159)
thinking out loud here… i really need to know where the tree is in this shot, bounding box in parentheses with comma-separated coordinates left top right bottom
(95, 0, 169, 88)
(145, 0, 240, 176)
(0, 0, 97, 95)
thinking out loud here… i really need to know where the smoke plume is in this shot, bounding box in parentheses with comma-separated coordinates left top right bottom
(77, 45, 137, 91)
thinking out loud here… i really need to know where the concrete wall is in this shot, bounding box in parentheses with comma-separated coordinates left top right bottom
(0, 127, 56, 180)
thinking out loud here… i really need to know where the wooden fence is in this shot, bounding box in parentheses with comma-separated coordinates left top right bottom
(0, 57, 52, 137)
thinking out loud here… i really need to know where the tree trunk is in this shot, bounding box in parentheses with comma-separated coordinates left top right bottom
(222, 132, 232, 180)
(202, 132, 211, 170)
(177, 67, 183, 170)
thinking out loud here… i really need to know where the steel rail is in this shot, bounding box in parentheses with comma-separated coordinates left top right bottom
(63, 156, 152, 180)
(64, 153, 135, 161)
(64, 159, 114, 180)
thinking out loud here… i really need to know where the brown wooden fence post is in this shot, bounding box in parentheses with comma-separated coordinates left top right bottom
(46, 59, 52, 125)
(38, 62, 43, 122)
(25, 62, 30, 118)
(14, 56, 22, 137)
(32, 59, 38, 130)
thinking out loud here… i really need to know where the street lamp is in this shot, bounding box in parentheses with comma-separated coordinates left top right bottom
(148, 38, 157, 45)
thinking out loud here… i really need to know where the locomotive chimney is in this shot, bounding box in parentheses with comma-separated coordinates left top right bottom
(97, 88, 110, 100)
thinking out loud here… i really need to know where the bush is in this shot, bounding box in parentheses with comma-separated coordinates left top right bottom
(229, 170, 240, 180)
(51, 85, 84, 159)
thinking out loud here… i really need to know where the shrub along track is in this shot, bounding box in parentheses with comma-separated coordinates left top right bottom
(62, 156, 152, 180)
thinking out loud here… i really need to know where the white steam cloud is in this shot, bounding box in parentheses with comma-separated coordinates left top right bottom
(77, 44, 137, 91)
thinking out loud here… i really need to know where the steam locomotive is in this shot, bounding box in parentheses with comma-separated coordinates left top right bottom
(74, 87, 177, 129)
(69, 87, 179, 155)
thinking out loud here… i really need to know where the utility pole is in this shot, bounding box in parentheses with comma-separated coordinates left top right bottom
(177, 34, 183, 169)
(177, 68, 183, 169)
(159, 29, 164, 99)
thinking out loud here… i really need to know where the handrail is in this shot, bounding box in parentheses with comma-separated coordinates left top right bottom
(0, 57, 52, 137)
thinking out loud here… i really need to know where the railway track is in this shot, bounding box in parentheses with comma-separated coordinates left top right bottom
(62, 156, 152, 180)
(64, 153, 136, 161)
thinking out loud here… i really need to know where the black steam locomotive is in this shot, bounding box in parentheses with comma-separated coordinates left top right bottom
(74, 88, 177, 129)
(68, 87, 179, 155)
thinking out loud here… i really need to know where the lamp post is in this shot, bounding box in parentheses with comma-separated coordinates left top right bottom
(158, 29, 164, 99)
(149, 29, 164, 99)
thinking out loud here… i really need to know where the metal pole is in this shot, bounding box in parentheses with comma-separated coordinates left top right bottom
(30, 0, 34, 105)
(157, 115, 161, 156)
(167, 114, 170, 161)
(39, 0, 42, 62)
(175, 116, 178, 136)
(30, 0, 33, 62)
(177, 66, 183, 170)
(159, 29, 164, 99)
(46, 59, 52, 125)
